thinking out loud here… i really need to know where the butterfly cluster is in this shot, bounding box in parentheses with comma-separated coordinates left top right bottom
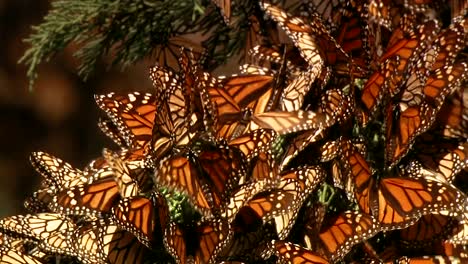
(1, 0, 468, 263)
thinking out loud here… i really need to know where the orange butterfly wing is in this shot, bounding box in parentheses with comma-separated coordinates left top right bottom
(375, 176, 466, 230)
(273, 241, 329, 264)
(95, 92, 156, 149)
(51, 178, 120, 217)
(317, 212, 380, 262)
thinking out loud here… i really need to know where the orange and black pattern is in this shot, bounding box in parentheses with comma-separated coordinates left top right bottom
(1, 0, 467, 263)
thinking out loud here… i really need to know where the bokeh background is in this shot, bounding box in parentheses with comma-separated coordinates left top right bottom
(0, 1, 155, 217)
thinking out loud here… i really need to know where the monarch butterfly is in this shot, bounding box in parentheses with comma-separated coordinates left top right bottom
(320, 138, 369, 200)
(83, 148, 147, 184)
(29, 152, 87, 190)
(433, 88, 467, 139)
(95, 92, 156, 150)
(37, 228, 74, 257)
(247, 45, 309, 103)
(364, 16, 465, 117)
(152, 49, 212, 141)
(97, 118, 128, 148)
(302, 211, 380, 262)
(323, 138, 468, 231)
(279, 127, 327, 171)
(368, 0, 406, 30)
(156, 141, 246, 216)
(154, 49, 214, 135)
(239, 63, 275, 76)
(248, 44, 307, 75)
(427, 17, 466, 73)
(153, 35, 204, 71)
(3, 243, 50, 264)
(404, 0, 452, 17)
(385, 61, 468, 167)
(218, 260, 247, 264)
(219, 218, 277, 262)
(319, 89, 355, 123)
(112, 192, 169, 248)
(262, 1, 368, 77)
(0, 238, 48, 261)
(82, 155, 109, 176)
(205, 66, 330, 138)
(72, 223, 104, 264)
(50, 177, 120, 217)
(278, 70, 314, 112)
(273, 240, 329, 264)
(0, 248, 43, 264)
(384, 101, 436, 168)
(362, 16, 440, 111)
(308, 10, 365, 77)
(151, 64, 184, 96)
(221, 150, 280, 222)
(205, 72, 275, 139)
(149, 66, 199, 160)
(413, 17, 466, 89)
(103, 148, 153, 197)
(279, 88, 354, 170)
(0, 234, 26, 251)
(97, 220, 150, 264)
(164, 219, 233, 264)
(383, 61, 456, 165)
(328, 0, 373, 73)
(394, 255, 468, 264)
(298, 200, 327, 238)
(248, 151, 280, 184)
(240, 15, 273, 62)
(250, 110, 332, 136)
(445, 214, 468, 245)
(406, 134, 468, 183)
(384, 12, 419, 49)
(233, 166, 325, 239)
(23, 188, 56, 213)
(178, 49, 218, 133)
(379, 241, 467, 262)
(395, 214, 462, 248)
(259, 2, 325, 77)
(0, 213, 76, 246)
(227, 128, 278, 162)
(362, 16, 429, 112)
(197, 142, 246, 195)
(392, 242, 468, 260)
(360, 59, 398, 115)
(150, 61, 181, 96)
(305, 0, 344, 29)
(423, 62, 467, 110)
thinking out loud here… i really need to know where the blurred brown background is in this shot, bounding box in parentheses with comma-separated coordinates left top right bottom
(0, 1, 154, 217)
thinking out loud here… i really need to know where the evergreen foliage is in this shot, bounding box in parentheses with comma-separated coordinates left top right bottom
(20, 0, 214, 87)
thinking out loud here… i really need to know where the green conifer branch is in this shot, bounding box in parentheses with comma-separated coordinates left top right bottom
(20, 0, 210, 89)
